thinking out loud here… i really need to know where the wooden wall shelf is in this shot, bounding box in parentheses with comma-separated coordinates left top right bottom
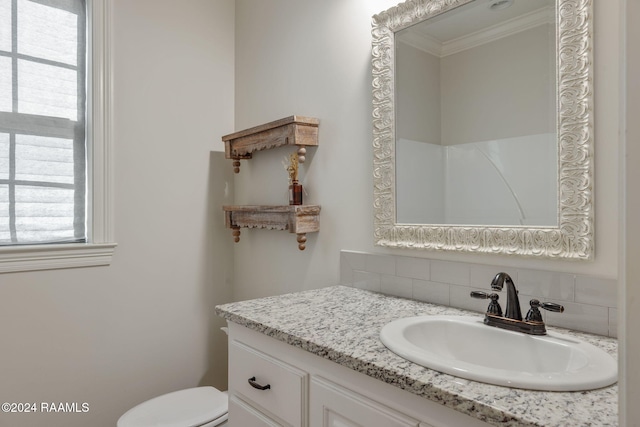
(222, 115, 319, 173)
(223, 205, 320, 250)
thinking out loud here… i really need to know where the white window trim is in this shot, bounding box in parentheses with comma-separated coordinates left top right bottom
(0, 0, 116, 273)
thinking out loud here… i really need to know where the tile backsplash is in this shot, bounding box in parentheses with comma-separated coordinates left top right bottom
(340, 250, 618, 337)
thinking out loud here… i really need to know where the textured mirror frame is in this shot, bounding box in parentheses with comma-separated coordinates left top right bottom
(372, 0, 594, 259)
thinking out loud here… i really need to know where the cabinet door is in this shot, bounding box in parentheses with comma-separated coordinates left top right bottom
(229, 394, 284, 427)
(310, 377, 420, 427)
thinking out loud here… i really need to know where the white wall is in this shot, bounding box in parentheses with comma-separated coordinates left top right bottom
(441, 25, 555, 145)
(232, 0, 402, 301)
(396, 24, 555, 147)
(396, 42, 441, 144)
(0, 1, 235, 426)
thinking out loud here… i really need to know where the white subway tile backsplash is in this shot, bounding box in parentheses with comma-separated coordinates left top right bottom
(339, 250, 618, 337)
(353, 270, 381, 293)
(341, 251, 366, 271)
(381, 275, 413, 299)
(516, 269, 575, 302)
(412, 280, 450, 306)
(340, 254, 354, 285)
(575, 276, 618, 308)
(431, 260, 470, 286)
(449, 285, 487, 314)
(545, 300, 609, 336)
(365, 254, 396, 275)
(396, 256, 430, 280)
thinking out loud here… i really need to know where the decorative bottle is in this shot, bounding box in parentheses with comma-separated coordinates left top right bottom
(289, 180, 303, 205)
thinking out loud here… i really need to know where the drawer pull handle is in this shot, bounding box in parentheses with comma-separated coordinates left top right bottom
(248, 376, 271, 391)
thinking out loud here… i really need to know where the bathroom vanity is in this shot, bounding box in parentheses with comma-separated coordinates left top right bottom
(215, 286, 618, 427)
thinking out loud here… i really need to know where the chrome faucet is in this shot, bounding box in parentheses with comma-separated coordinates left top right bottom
(471, 272, 564, 335)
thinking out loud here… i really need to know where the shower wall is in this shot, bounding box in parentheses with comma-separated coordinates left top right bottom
(397, 133, 557, 225)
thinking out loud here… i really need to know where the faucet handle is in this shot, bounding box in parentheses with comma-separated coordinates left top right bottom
(470, 291, 502, 316)
(526, 299, 565, 322)
(540, 301, 564, 313)
(470, 291, 490, 299)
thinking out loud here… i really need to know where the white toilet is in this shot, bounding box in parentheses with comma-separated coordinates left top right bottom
(117, 386, 228, 427)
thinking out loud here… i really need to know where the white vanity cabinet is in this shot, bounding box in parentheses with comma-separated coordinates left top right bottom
(227, 322, 490, 427)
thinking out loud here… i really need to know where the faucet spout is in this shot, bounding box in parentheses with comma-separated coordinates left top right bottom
(490, 272, 522, 321)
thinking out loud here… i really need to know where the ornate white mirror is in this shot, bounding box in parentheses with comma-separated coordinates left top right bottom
(372, 0, 593, 259)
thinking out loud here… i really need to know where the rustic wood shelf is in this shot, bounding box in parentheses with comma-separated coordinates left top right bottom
(223, 205, 320, 250)
(222, 115, 319, 173)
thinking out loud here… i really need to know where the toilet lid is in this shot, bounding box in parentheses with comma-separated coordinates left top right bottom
(117, 387, 228, 427)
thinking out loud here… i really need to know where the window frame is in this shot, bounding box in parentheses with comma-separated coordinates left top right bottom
(0, 0, 116, 273)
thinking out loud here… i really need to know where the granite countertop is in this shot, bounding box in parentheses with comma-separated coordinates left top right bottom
(215, 285, 618, 427)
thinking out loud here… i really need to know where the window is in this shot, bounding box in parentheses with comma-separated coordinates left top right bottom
(1, 0, 87, 245)
(0, 0, 115, 272)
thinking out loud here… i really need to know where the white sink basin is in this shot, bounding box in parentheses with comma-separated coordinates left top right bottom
(380, 315, 617, 391)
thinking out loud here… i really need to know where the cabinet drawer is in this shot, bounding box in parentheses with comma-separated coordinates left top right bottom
(229, 340, 307, 426)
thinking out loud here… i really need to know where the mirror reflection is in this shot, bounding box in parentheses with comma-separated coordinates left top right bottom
(394, 0, 556, 226)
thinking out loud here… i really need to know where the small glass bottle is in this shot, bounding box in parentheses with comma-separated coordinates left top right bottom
(289, 180, 303, 205)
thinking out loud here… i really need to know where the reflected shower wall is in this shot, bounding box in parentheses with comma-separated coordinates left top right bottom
(396, 133, 557, 226)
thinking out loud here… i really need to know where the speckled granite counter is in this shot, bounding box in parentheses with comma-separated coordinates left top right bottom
(215, 286, 618, 427)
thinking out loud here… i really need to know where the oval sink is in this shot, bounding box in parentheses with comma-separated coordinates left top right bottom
(380, 315, 617, 391)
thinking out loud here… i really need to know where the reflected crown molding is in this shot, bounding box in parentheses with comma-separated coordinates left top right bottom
(399, 5, 554, 58)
